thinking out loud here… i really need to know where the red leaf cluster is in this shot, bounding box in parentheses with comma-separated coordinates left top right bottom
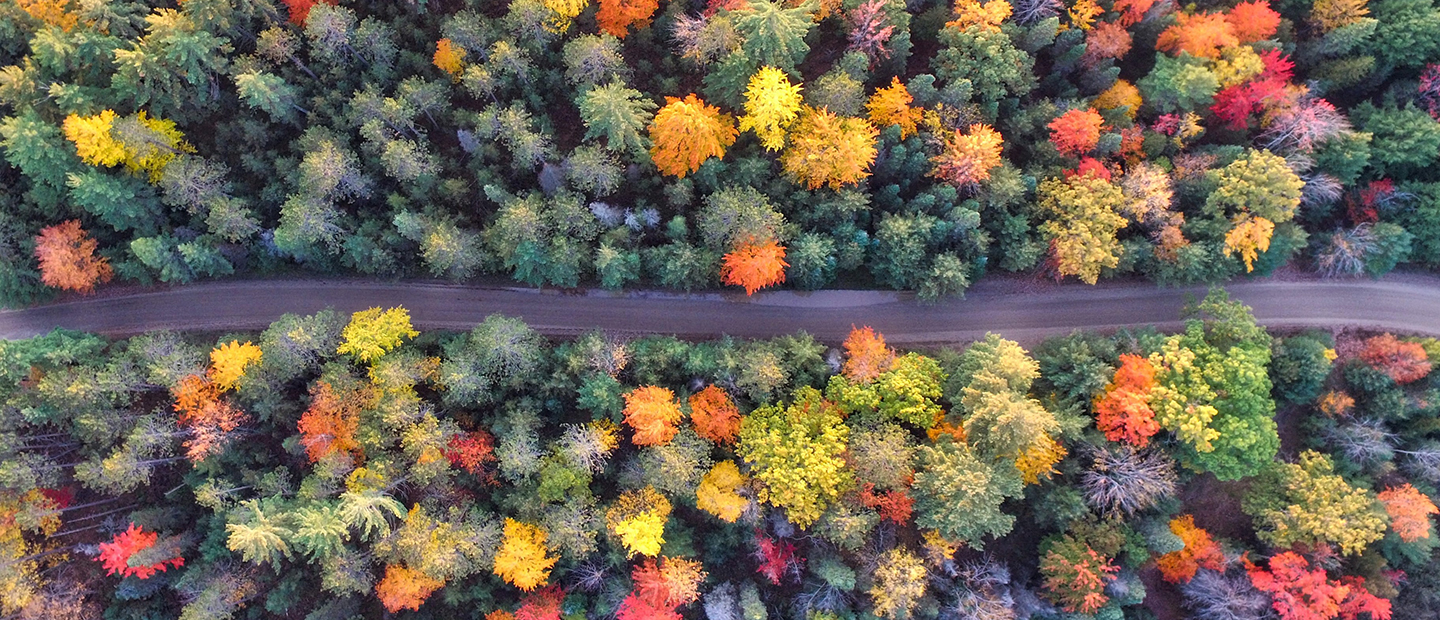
(1048, 108, 1105, 156)
(1360, 334, 1433, 385)
(754, 533, 802, 585)
(1209, 50, 1295, 130)
(860, 484, 914, 525)
(1247, 552, 1393, 620)
(1421, 64, 1440, 120)
(721, 241, 788, 296)
(446, 430, 498, 482)
(1226, 0, 1281, 43)
(515, 586, 565, 620)
(617, 594, 682, 620)
(279, 0, 336, 25)
(1113, 0, 1156, 25)
(97, 523, 184, 579)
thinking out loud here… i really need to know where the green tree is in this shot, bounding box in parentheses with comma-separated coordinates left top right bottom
(1137, 53, 1218, 113)
(912, 438, 1024, 547)
(1204, 149, 1303, 224)
(734, 0, 814, 74)
(226, 499, 294, 570)
(1368, 0, 1440, 69)
(1353, 103, 1440, 180)
(439, 313, 545, 407)
(934, 24, 1036, 106)
(578, 81, 657, 158)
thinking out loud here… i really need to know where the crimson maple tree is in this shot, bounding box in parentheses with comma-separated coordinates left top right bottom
(445, 430, 498, 482)
(98, 523, 184, 579)
(1049, 108, 1106, 156)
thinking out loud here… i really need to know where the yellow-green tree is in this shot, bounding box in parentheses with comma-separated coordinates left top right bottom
(737, 387, 852, 528)
(1242, 450, 1388, 556)
(696, 460, 749, 522)
(1036, 175, 1128, 284)
(337, 307, 419, 364)
(738, 66, 803, 151)
(870, 547, 928, 619)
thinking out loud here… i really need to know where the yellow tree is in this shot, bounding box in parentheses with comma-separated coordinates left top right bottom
(493, 519, 557, 591)
(1223, 214, 1274, 272)
(930, 124, 1004, 187)
(696, 460, 749, 522)
(433, 39, 465, 79)
(606, 487, 672, 556)
(866, 77, 922, 139)
(738, 66, 804, 151)
(779, 106, 879, 190)
(62, 110, 126, 167)
(648, 94, 739, 178)
(337, 307, 419, 364)
(210, 341, 263, 391)
(1036, 175, 1128, 284)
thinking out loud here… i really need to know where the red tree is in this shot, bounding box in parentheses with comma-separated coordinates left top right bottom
(446, 430, 498, 482)
(515, 586, 565, 620)
(1048, 108, 1106, 156)
(279, 0, 336, 25)
(1156, 515, 1225, 583)
(98, 523, 184, 579)
(1094, 354, 1161, 447)
(1360, 334, 1432, 384)
(754, 533, 802, 585)
(616, 594, 682, 620)
(34, 220, 112, 294)
(1245, 552, 1394, 620)
(860, 484, 914, 524)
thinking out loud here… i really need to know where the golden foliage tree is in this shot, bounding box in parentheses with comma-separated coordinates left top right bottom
(779, 106, 879, 190)
(866, 77, 922, 138)
(738, 66, 804, 151)
(493, 519, 557, 591)
(1037, 175, 1129, 284)
(433, 39, 466, 78)
(376, 564, 445, 612)
(337, 307, 419, 364)
(606, 487, 672, 557)
(696, 460, 749, 522)
(648, 94, 738, 178)
(15, 0, 80, 31)
(1094, 80, 1143, 120)
(721, 240, 789, 295)
(210, 341, 263, 391)
(1223, 214, 1274, 273)
(1379, 484, 1438, 543)
(930, 124, 1004, 187)
(33, 220, 113, 294)
(62, 110, 127, 168)
(624, 386, 684, 446)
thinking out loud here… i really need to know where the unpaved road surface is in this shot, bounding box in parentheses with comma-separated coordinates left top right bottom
(3, 276, 1439, 343)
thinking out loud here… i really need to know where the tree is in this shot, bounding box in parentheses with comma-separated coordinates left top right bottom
(1081, 446, 1178, 516)
(61, 111, 126, 168)
(1036, 174, 1128, 284)
(297, 380, 367, 463)
(1137, 54, 1219, 113)
(912, 438, 1023, 547)
(376, 565, 444, 612)
(33, 220, 112, 294)
(1359, 334, 1432, 384)
(226, 500, 294, 570)
(867, 77, 921, 138)
(689, 386, 741, 444)
(1227, 0, 1281, 42)
(1206, 149, 1303, 224)
(337, 307, 418, 364)
(843, 326, 895, 383)
(648, 94, 739, 178)
(494, 519, 557, 591)
(1246, 551, 1393, 620)
(209, 341, 262, 391)
(1378, 484, 1438, 542)
(617, 593, 682, 620)
(624, 386, 684, 446)
(1157, 12, 1239, 59)
(870, 547, 927, 619)
(1157, 515, 1225, 583)
(1243, 450, 1388, 556)
(580, 83, 657, 158)
(1048, 108, 1105, 156)
(597, 0, 659, 38)
(697, 186, 786, 249)
(734, 0, 814, 73)
(738, 66, 803, 151)
(1094, 353, 1160, 447)
(98, 523, 184, 579)
(606, 487, 672, 556)
(779, 106, 878, 190)
(1082, 21, 1132, 67)
(696, 460, 749, 522)
(721, 240, 788, 295)
(433, 39, 466, 77)
(633, 557, 707, 607)
(1039, 534, 1119, 614)
(281, 0, 336, 24)
(737, 387, 852, 528)
(930, 124, 1004, 187)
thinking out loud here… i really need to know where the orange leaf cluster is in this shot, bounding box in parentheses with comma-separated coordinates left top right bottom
(930, 124, 1004, 186)
(648, 94, 738, 178)
(173, 374, 249, 463)
(445, 430, 498, 482)
(617, 593, 682, 620)
(1048, 108, 1106, 156)
(866, 78, 922, 139)
(1156, 515, 1225, 583)
(280, 0, 336, 25)
(1094, 354, 1161, 447)
(377, 564, 444, 613)
(860, 484, 914, 524)
(1040, 539, 1118, 614)
(721, 241, 788, 296)
(297, 380, 366, 463)
(842, 326, 895, 383)
(779, 107, 879, 190)
(433, 39, 466, 78)
(97, 523, 184, 579)
(689, 386, 741, 444)
(1226, 0, 1280, 43)
(1156, 11, 1239, 59)
(1317, 390, 1355, 416)
(1378, 484, 1438, 543)
(632, 557, 707, 608)
(624, 386, 684, 446)
(1114, 0, 1155, 25)
(34, 220, 113, 295)
(1359, 334, 1433, 385)
(1081, 22, 1132, 67)
(15, 0, 80, 31)
(598, 0, 660, 38)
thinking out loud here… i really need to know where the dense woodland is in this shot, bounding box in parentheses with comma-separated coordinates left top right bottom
(1, 289, 1438, 620)
(2, 0, 1440, 304)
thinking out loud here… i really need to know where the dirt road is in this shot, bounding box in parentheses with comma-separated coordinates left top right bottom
(3, 276, 1439, 343)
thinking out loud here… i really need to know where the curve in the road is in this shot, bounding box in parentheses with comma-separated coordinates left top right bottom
(2, 277, 1439, 344)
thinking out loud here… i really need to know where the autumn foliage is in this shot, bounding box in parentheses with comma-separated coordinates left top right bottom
(779, 107, 878, 190)
(297, 380, 366, 463)
(34, 220, 113, 294)
(1226, 0, 1281, 43)
(597, 0, 660, 37)
(866, 77, 921, 139)
(1247, 551, 1393, 620)
(689, 386, 740, 444)
(721, 240, 788, 296)
(754, 533, 801, 585)
(1156, 515, 1225, 583)
(493, 519, 557, 591)
(433, 39, 466, 78)
(210, 341, 262, 391)
(860, 484, 915, 524)
(606, 487, 672, 557)
(376, 564, 444, 613)
(842, 326, 896, 383)
(1048, 108, 1106, 156)
(1156, 12, 1239, 59)
(696, 460, 749, 522)
(648, 95, 738, 178)
(1359, 334, 1433, 384)
(445, 430, 498, 481)
(738, 67, 803, 152)
(98, 523, 184, 579)
(632, 557, 707, 607)
(1094, 354, 1160, 446)
(280, 0, 336, 25)
(1378, 484, 1438, 542)
(623, 386, 684, 446)
(173, 374, 249, 463)
(1039, 536, 1118, 614)
(515, 586, 565, 620)
(931, 124, 1004, 186)
(617, 594, 682, 620)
